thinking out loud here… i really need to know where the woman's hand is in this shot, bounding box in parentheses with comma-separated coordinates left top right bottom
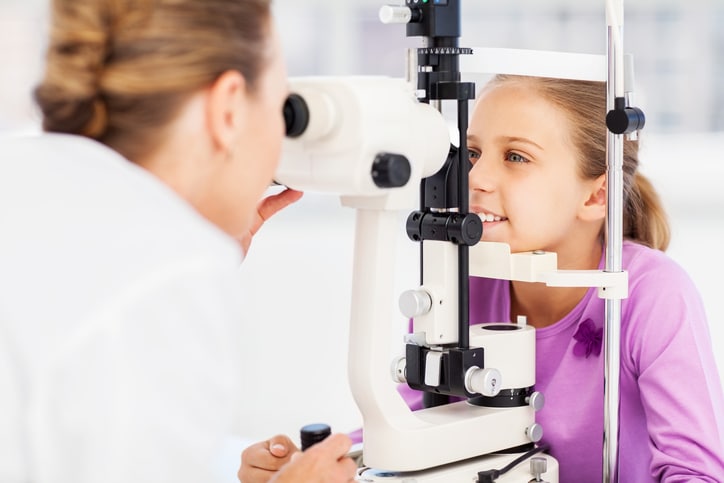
(238, 433, 356, 483)
(238, 434, 298, 483)
(237, 188, 303, 254)
(271, 434, 356, 483)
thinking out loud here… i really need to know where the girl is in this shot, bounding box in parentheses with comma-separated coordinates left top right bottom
(242, 75, 724, 482)
(0, 0, 355, 482)
(410, 75, 724, 481)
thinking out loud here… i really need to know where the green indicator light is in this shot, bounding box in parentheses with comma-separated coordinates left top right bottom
(422, 0, 428, 3)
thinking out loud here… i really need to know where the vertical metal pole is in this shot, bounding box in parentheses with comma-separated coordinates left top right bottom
(604, 1, 624, 481)
(457, 98, 470, 349)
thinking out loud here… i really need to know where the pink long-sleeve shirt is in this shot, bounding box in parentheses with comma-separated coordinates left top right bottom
(397, 241, 724, 482)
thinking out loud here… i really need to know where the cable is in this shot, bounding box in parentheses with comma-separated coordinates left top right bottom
(476, 444, 551, 483)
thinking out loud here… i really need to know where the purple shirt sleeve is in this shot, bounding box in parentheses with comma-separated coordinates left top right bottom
(619, 245, 724, 481)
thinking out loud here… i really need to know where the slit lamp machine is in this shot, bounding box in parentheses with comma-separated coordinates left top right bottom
(275, 1, 645, 481)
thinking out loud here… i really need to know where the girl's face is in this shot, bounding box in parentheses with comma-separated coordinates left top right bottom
(467, 81, 603, 256)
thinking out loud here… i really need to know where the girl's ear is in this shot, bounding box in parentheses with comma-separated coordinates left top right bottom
(579, 174, 607, 222)
(206, 70, 248, 153)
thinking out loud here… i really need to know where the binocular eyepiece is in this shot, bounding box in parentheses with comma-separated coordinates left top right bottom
(283, 93, 309, 138)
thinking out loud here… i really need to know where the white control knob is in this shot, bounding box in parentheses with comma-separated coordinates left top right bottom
(526, 423, 544, 443)
(399, 289, 432, 318)
(464, 366, 502, 397)
(390, 356, 407, 383)
(527, 391, 545, 411)
(379, 5, 412, 24)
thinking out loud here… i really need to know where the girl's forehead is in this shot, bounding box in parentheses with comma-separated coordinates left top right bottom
(477, 82, 557, 114)
(471, 83, 573, 148)
(479, 83, 568, 117)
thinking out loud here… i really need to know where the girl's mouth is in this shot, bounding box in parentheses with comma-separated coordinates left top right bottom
(477, 211, 508, 223)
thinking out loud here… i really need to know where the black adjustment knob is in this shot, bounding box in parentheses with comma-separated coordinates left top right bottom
(371, 152, 412, 188)
(606, 97, 646, 135)
(455, 213, 483, 245)
(300, 423, 331, 451)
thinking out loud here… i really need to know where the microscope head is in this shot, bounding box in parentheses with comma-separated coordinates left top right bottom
(276, 76, 451, 202)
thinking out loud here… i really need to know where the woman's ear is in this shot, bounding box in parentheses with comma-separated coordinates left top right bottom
(579, 174, 607, 222)
(206, 70, 248, 153)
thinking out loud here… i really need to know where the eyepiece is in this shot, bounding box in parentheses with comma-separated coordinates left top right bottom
(283, 93, 309, 137)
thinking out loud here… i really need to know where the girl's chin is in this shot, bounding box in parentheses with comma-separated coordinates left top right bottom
(480, 223, 508, 243)
(480, 234, 523, 253)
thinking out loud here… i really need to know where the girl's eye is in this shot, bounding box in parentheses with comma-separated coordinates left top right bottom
(505, 152, 529, 163)
(468, 149, 481, 164)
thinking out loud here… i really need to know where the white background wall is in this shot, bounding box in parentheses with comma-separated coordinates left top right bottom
(1, 0, 723, 460)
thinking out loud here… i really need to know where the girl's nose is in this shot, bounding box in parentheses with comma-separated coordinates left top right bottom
(469, 154, 496, 193)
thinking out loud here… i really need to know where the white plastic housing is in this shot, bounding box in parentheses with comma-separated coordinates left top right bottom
(358, 452, 559, 482)
(469, 323, 535, 390)
(348, 211, 538, 472)
(470, 242, 628, 299)
(414, 241, 460, 345)
(276, 76, 450, 200)
(461, 47, 606, 82)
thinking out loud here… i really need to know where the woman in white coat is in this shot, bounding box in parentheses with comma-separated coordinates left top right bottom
(0, 0, 356, 482)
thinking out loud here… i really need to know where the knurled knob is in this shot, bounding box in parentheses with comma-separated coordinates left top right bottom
(464, 366, 502, 397)
(530, 456, 548, 481)
(399, 289, 432, 318)
(379, 5, 412, 24)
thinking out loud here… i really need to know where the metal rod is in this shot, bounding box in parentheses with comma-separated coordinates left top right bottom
(603, 2, 625, 480)
(458, 97, 470, 349)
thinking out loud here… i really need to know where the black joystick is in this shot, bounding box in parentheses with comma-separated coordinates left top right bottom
(300, 423, 331, 451)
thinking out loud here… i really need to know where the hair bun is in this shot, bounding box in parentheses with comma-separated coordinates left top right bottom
(35, 4, 111, 138)
(82, 96, 109, 138)
(36, 0, 273, 162)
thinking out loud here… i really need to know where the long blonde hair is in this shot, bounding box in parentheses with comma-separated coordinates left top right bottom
(486, 75, 670, 251)
(35, 0, 272, 162)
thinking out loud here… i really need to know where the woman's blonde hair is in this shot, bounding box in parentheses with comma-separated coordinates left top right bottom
(35, 0, 272, 162)
(487, 75, 670, 251)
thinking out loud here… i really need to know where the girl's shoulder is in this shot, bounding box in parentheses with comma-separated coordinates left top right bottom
(620, 241, 708, 364)
(621, 240, 705, 327)
(622, 240, 697, 295)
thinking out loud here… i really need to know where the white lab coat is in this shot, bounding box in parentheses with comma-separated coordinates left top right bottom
(0, 134, 247, 483)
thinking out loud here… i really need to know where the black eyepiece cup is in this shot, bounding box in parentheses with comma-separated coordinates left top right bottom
(284, 93, 310, 138)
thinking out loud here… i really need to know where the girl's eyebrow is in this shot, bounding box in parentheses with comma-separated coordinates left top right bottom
(466, 133, 544, 152)
(497, 135, 544, 151)
(466, 133, 480, 144)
